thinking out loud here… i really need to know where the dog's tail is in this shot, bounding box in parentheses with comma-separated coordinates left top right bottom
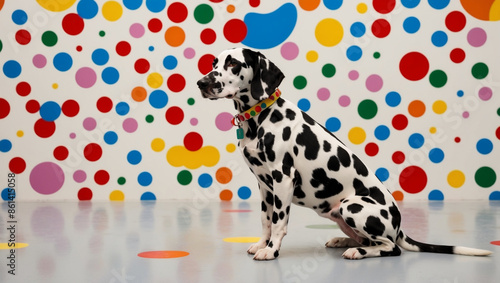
(396, 230, 492, 256)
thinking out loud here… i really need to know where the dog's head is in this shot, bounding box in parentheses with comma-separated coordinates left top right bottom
(197, 48, 284, 108)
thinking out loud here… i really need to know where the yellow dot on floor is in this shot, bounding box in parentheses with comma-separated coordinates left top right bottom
(223, 237, 260, 243)
(0, 243, 29, 249)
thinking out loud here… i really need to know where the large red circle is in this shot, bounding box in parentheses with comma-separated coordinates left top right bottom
(62, 13, 84, 36)
(450, 48, 465, 63)
(116, 41, 131, 56)
(223, 19, 247, 43)
(53, 146, 69, 161)
(392, 151, 405, 164)
(78, 187, 93, 201)
(167, 2, 188, 23)
(16, 82, 31, 96)
(96, 96, 113, 113)
(148, 18, 162, 33)
(399, 166, 427, 194)
(34, 119, 56, 138)
(445, 11, 466, 32)
(167, 74, 186, 92)
(62, 100, 80, 117)
(9, 157, 26, 174)
(365, 142, 379, 156)
(15, 29, 31, 45)
(84, 143, 102, 162)
(392, 114, 408, 131)
(26, 100, 40, 114)
(94, 170, 110, 185)
(200, 28, 216, 45)
(0, 98, 10, 119)
(165, 106, 184, 125)
(184, 132, 203, 151)
(198, 54, 215, 75)
(371, 19, 391, 38)
(373, 0, 395, 14)
(399, 52, 429, 81)
(134, 58, 150, 74)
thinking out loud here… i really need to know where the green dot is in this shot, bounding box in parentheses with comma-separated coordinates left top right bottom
(429, 70, 447, 88)
(472, 62, 488, 79)
(177, 170, 193, 185)
(187, 98, 195, 105)
(373, 52, 380, 59)
(145, 115, 154, 123)
(475, 167, 496, 188)
(293, 75, 307, 90)
(497, 107, 500, 116)
(0, 40, 3, 53)
(99, 31, 106, 37)
(42, 31, 58, 47)
(357, 99, 378, 120)
(117, 177, 126, 185)
(322, 64, 336, 78)
(194, 4, 214, 24)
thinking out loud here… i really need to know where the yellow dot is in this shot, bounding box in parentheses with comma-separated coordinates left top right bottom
(306, 50, 319, 62)
(102, 1, 123, 22)
(357, 3, 368, 14)
(348, 127, 366, 145)
(447, 170, 465, 188)
(315, 18, 344, 47)
(52, 83, 59, 89)
(226, 143, 236, 153)
(432, 100, 447, 114)
(147, 72, 163, 89)
(151, 138, 165, 152)
(429, 127, 436, 134)
(36, 0, 77, 12)
(16, 131, 24, 137)
(110, 190, 125, 201)
(223, 237, 260, 243)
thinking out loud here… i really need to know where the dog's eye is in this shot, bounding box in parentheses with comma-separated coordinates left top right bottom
(228, 62, 238, 68)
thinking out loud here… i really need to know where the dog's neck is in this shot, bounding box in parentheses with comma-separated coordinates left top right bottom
(232, 89, 281, 125)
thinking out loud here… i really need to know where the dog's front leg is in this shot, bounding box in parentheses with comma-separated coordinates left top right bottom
(247, 182, 273, 255)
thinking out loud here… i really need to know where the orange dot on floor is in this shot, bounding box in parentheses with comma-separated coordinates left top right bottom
(491, 241, 500, 246)
(138, 250, 189, 259)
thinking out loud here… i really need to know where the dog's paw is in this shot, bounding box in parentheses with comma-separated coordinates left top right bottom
(342, 248, 365, 260)
(253, 247, 279, 261)
(326, 237, 359, 248)
(247, 242, 267, 255)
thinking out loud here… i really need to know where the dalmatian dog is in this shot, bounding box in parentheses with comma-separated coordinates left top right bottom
(197, 48, 492, 260)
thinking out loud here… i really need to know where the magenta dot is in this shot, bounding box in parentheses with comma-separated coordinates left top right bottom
(478, 87, 492, 101)
(339, 95, 351, 107)
(70, 133, 76, 139)
(75, 67, 97, 88)
(317, 88, 330, 101)
(184, 47, 195, 59)
(467, 27, 487, 47)
(190, 118, 198, 126)
(280, 42, 299, 60)
(123, 118, 138, 133)
(215, 112, 233, 131)
(463, 111, 470, 118)
(130, 23, 145, 38)
(29, 162, 65, 195)
(83, 117, 97, 131)
(73, 170, 87, 183)
(366, 74, 383, 92)
(348, 70, 359, 80)
(33, 54, 47, 68)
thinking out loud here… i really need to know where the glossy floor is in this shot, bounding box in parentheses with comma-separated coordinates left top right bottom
(0, 201, 499, 283)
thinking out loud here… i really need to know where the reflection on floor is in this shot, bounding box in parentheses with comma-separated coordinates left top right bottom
(0, 201, 499, 283)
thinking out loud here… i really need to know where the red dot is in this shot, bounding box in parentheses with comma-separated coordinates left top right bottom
(62, 100, 80, 117)
(15, 29, 31, 45)
(53, 146, 69, 161)
(34, 118, 56, 138)
(445, 11, 466, 32)
(198, 54, 215, 75)
(450, 48, 465, 63)
(200, 28, 216, 45)
(373, 0, 395, 14)
(371, 19, 391, 38)
(84, 143, 102, 162)
(167, 2, 188, 23)
(78, 187, 93, 201)
(223, 19, 247, 43)
(392, 114, 408, 130)
(116, 41, 131, 56)
(26, 100, 40, 114)
(148, 18, 162, 33)
(455, 137, 461, 143)
(399, 52, 429, 81)
(167, 73, 186, 92)
(165, 106, 184, 125)
(249, 0, 260, 7)
(97, 96, 113, 113)
(9, 157, 26, 174)
(94, 170, 110, 185)
(76, 46, 83, 52)
(365, 143, 379, 156)
(392, 151, 405, 164)
(134, 58, 150, 74)
(399, 166, 427, 194)
(184, 132, 203, 151)
(496, 127, 500, 140)
(62, 13, 84, 36)
(16, 81, 31, 96)
(0, 98, 10, 119)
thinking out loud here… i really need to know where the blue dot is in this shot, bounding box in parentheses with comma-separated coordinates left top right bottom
(325, 117, 341, 132)
(431, 31, 448, 47)
(402, 0, 420, 8)
(40, 101, 61, 122)
(163, 55, 178, 70)
(104, 131, 118, 145)
(12, 10, 28, 25)
(457, 90, 464, 97)
(428, 190, 444, 201)
(149, 90, 168, 109)
(123, 0, 143, 10)
(375, 168, 389, 182)
(403, 17, 420, 34)
(92, 48, 109, 66)
(429, 148, 445, 163)
(127, 150, 142, 165)
(0, 140, 12, 153)
(238, 186, 252, 200)
(324, 0, 343, 10)
(1, 188, 15, 201)
(77, 0, 99, 19)
(350, 22, 366, 37)
(385, 91, 401, 107)
(138, 171, 153, 186)
(198, 173, 213, 188)
(3, 60, 22, 79)
(346, 45, 362, 61)
(489, 191, 500, 201)
(102, 67, 119, 84)
(408, 133, 425, 149)
(116, 102, 130, 116)
(53, 52, 73, 72)
(428, 0, 449, 10)
(297, 99, 311, 112)
(374, 125, 390, 141)
(141, 192, 156, 201)
(476, 138, 493, 155)
(145, 0, 166, 13)
(148, 46, 154, 51)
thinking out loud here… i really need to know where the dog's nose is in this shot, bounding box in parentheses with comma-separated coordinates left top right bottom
(197, 78, 209, 89)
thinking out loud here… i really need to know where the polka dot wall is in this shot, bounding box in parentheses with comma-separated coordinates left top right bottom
(0, 0, 499, 201)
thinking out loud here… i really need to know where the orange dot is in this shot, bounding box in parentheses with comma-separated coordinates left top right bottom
(216, 167, 232, 184)
(165, 26, 185, 47)
(220, 189, 233, 201)
(392, 191, 404, 201)
(299, 0, 320, 11)
(408, 100, 426, 117)
(131, 86, 147, 102)
(137, 250, 189, 259)
(227, 4, 235, 13)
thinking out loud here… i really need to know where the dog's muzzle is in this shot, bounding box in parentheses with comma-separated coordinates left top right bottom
(197, 74, 221, 99)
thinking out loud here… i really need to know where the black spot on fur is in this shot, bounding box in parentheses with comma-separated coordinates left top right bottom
(293, 146, 299, 156)
(323, 141, 331, 152)
(310, 168, 344, 199)
(286, 206, 290, 215)
(274, 250, 280, 258)
(272, 170, 283, 183)
(353, 178, 369, 196)
(352, 154, 369, 177)
(270, 109, 284, 123)
(357, 248, 367, 255)
(380, 246, 402, 257)
(263, 132, 276, 162)
(345, 217, 356, 228)
(243, 147, 262, 166)
(266, 191, 274, 206)
(282, 127, 291, 141)
(318, 201, 331, 213)
(274, 195, 283, 209)
(380, 209, 388, 219)
(296, 124, 320, 160)
(272, 212, 279, 224)
(337, 147, 351, 167)
(282, 152, 294, 176)
(285, 109, 296, 120)
(268, 241, 273, 248)
(301, 111, 316, 125)
(361, 197, 376, 205)
(347, 203, 364, 214)
(389, 203, 401, 230)
(257, 108, 270, 124)
(261, 201, 267, 212)
(327, 156, 340, 171)
(293, 171, 305, 199)
(369, 187, 386, 205)
(279, 211, 285, 220)
(364, 216, 385, 237)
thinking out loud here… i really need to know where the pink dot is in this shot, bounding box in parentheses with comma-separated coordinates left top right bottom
(467, 27, 487, 47)
(366, 74, 383, 92)
(73, 170, 87, 183)
(29, 162, 65, 195)
(75, 67, 97, 88)
(317, 88, 330, 101)
(280, 42, 299, 60)
(215, 112, 233, 131)
(348, 70, 359, 80)
(184, 47, 195, 59)
(478, 87, 492, 101)
(339, 95, 351, 107)
(33, 54, 47, 68)
(70, 133, 76, 139)
(462, 111, 470, 118)
(83, 117, 97, 131)
(123, 118, 138, 133)
(130, 23, 145, 38)
(190, 118, 198, 126)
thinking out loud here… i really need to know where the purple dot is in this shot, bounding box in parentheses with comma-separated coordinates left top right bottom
(83, 117, 97, 131)
(467, 27, 487, 47)
(317, 88, 330, 101)
(184, 47, 195, 59)
(280, 42, 299, 60)
(190, 118, 198, 126)
(123, 118, 138, 133)
(348, 70, 359, 80)
(29, 162, 65, 195)
(130, 23, 145, 38)
(215, 112, 233, 131)
(463, 111, 470, 118)
(75, 67, 97, 88)
(339, 95, 351, 107)
(33, 54, 47, 68)
(73, 170, 87, 183)
(366, 74, 383, 92)
(478, 87, 492, 101)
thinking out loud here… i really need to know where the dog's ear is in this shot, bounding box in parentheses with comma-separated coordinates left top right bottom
(243, 49, 285, 101)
